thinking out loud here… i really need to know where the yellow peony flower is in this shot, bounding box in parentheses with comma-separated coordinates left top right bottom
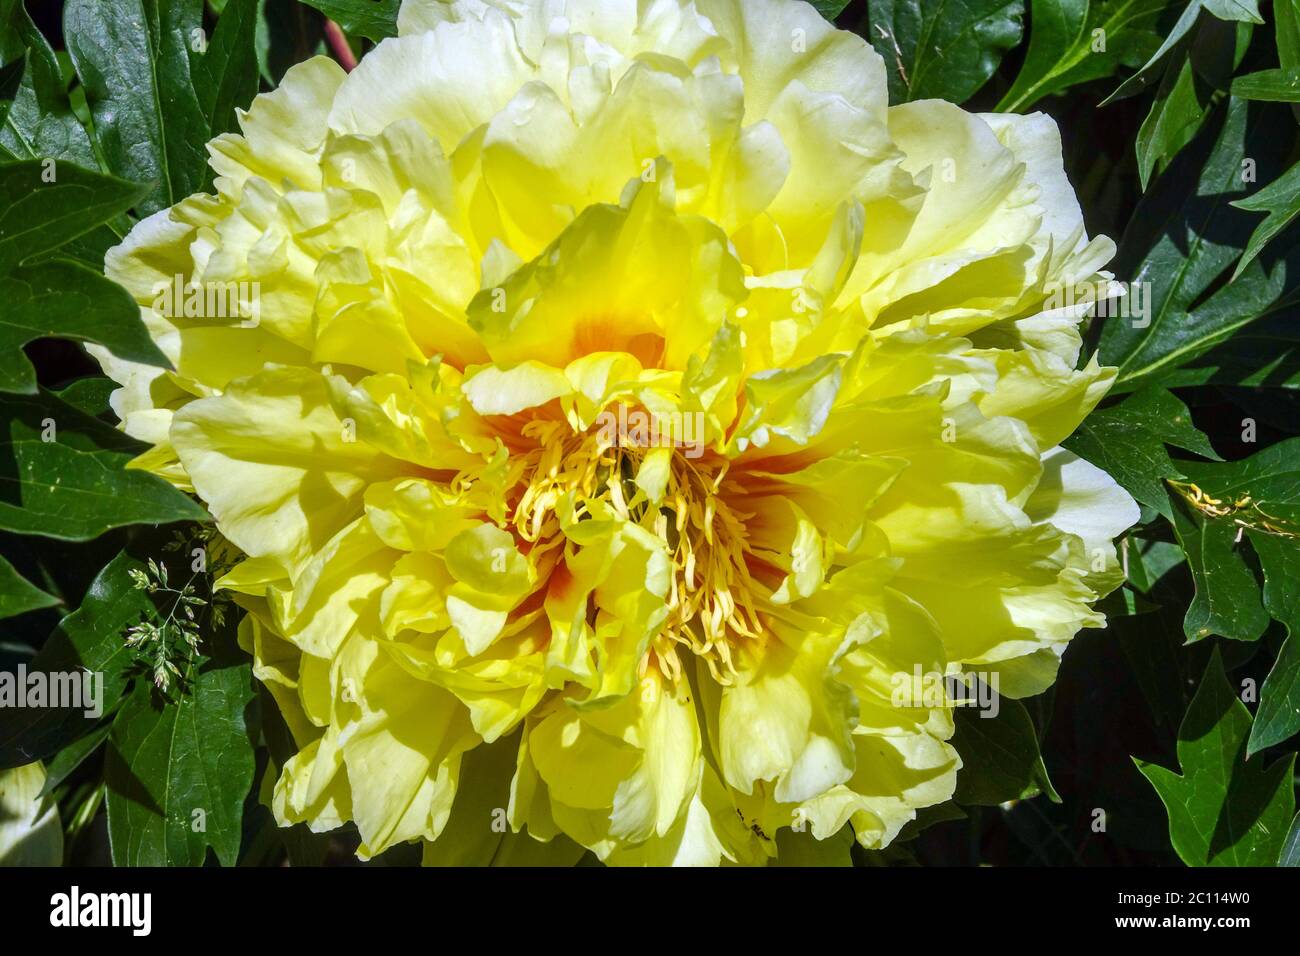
(90, 0, 1138, 865)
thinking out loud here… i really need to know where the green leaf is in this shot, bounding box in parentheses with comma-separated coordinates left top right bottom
(896, 801, 968, 841)
(1246, 532, 1300, 755)
(1136, 49, 1208, 188)
(419, 731, 519, 866)
(1138, 12, 1248, 184)
(38, 720, 112, 797)
(809, 0, 853, 18)
(1124, 535, 1185, 592)
(0, 51, 23, 128)
(867, 0, 1024, 104)
(953, 699, 1060, 806)
(1167, 494, 1269, 642)
(0, 389, 208, 540)
(1187, 7, 1253, 91)
(1229, 159, 1300, 280)
(1177, 436, 1300, 523)
(1153, 313, 1300, 388)
(28, 223, 125, 272)
(298, 0, 399, 41)
(64, 0, 211, 216)
(1062, 387, 1219, 519)
(1136, 647, 1295, 866)
(484, 830, 587, 867)
(1097, 99, 1300, 390)
(0, 154, 144, 307)
(1280, 812, 1300, 865)
(1098, 583, 1160, 616)
(0, 0, 98, 167)
(0, 552, 59, 619)
(997, 0, 1182, 112)
(0, 259, 174, 395)
(1168, 438, 1300, 647)
(1279, 0, 1300, 71)
(1248, 629, 1300, 755)
(1230, 67, 1300, 101)
(1196, 455, 1300, 754)
(416, 731, 598, 866)
(1199, 0, 1262, 22)
(0, 553, 150, 770)
(1104, 0, 1203, 103)
(0, 160, 147, 272)
(193, 0, 260, 144)
(105, 643, 257, 867)
(53, 376, 116, 417)
(773, 824, 855, 866)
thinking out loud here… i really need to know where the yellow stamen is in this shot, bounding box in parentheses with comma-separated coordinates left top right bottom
(508, 411, 766, 684)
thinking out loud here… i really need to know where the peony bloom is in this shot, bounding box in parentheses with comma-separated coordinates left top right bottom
(91, 0, 1138, 864)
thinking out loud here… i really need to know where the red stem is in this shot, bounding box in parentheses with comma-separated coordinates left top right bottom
(323, 20, 358, 72)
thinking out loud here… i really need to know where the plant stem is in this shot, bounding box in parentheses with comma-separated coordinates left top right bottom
(324, 20, 358, 72)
